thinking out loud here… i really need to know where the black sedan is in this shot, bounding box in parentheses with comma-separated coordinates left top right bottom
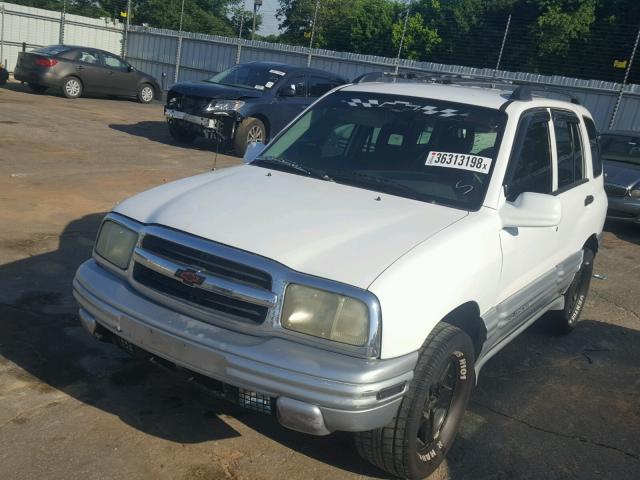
(601, 130, 640, 224)
(165, 61, 347, 155)
(14, 45, 161, 103)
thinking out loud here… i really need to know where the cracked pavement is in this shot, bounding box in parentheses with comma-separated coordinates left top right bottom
(1, 82, 639, 480)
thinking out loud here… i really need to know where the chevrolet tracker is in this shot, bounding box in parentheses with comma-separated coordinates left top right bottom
(74, 80, 607, 479)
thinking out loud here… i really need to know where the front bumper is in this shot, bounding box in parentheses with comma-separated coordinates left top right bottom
(73, 260, 415, 435)
(606, 195, 640, 224)
(165, 108, 236, 141)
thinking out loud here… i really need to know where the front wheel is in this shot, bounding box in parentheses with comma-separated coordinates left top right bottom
(234, 117, 266, 156)
(355, 323, 475, 480)
(138, 83, 154, 104)
(61, 76, 82, 99)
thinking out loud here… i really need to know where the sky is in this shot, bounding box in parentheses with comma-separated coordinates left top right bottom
(241, 0, 281, 36)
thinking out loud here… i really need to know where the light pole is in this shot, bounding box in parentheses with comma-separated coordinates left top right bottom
(252, 0, 262, 41)
(174, 0, 186, 84)
(307, 0, 320, 67)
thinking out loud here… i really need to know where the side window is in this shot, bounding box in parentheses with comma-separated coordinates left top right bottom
(553, 112, 585, 190)
(504, 111, 553, 201)
(101, 54, 128, 70)
(584, 117, 602, 177)
(309, 76, 337, 97)
(280, 76, 306, 97)
(77, 50, 99, 65)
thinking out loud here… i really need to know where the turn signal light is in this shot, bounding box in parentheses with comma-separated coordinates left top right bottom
(35, 57, 58, 67)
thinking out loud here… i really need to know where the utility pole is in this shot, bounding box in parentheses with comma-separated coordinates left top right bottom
(121, 0, 132, 59)
(174, 0, 186, 84)
(252, 0, 262, 41)
(307, 0, 320, 67)
(236, 9, 245, 64)
(609, 25, 640, 129)
(59, 0, 66, 45)
(1, 4, 5, 68)
(493, 13, 511, 79)
(394, 3, 410, 75)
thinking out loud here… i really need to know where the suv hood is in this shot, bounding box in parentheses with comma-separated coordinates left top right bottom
(114, 166, 468, 289)
(170, 81, 263, 100)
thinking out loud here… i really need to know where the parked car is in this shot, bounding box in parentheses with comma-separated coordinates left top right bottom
(13, 44, 161, 103)
(165, 61, 347, 155)
(74, 81, 606, 479)
(600, 130, 640, 224)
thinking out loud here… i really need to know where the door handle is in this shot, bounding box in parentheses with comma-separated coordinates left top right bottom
(584, 195, 594, 206)
(76, 65, 84, 70)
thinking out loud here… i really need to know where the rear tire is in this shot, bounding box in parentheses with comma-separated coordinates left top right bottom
(168, 120, 197, 144)
(355, 323, 475, 480)
(542, 248, 594, 334)
(28, 83, 48, 93)
(137, 83, 154, 104)
(234, 117, 266, 157)
(61, 76, 82, 99)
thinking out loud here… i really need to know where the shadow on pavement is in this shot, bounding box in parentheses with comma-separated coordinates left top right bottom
(110, 121, 233, 154)
(1, 213, 639, 479)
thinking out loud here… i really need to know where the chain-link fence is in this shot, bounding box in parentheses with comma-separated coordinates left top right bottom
(2, 0, 640, 130)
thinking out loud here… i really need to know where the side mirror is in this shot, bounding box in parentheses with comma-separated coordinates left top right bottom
(127, 65, 134, 72)
(500, 192, 562, 228)
(243, 142, 266, 164)
(279, 85, 295, 97)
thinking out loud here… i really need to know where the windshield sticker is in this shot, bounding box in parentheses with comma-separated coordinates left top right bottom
(425, 151, 493, 174)
(344, 98, 467, 117)
(254, 84, 265, 90)
(265, 81, 275, 88)
(269, 69, 286, 76)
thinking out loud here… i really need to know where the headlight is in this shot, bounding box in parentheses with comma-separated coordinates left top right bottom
(94, 220, 138, 269)
(204, 100, 245, 112)
(630, 188, 640, 199)
(281, 284, 370, 346)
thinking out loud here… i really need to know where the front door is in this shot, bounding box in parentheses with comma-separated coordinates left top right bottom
(489, 109, 561, 350)
(271, 74, 309, 134)
(98, 52, 136, 95)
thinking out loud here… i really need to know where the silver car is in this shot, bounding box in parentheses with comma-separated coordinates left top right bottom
(601, 131, 640, 224)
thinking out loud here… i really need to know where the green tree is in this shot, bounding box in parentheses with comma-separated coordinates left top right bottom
(392, 11, 441, 60)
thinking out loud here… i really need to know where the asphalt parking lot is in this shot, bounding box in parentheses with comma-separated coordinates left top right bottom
(0, 81, 639, 480)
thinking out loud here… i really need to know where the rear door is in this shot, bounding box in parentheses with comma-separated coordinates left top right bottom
(550, 110, 594, 261)
(98, 52, 136, 95)
(72, 50, 105, 93)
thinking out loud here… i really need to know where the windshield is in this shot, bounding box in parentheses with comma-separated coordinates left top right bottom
(600, 134, 640, 167)
(254, 91, 507, 210)
(206, 64, 286, 91)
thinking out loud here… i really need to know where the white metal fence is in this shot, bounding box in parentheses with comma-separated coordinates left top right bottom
(0, 2, 122, 75)
(2, 1, 640, 132)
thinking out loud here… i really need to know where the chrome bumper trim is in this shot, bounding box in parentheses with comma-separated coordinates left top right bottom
(165, 108, 217, 129)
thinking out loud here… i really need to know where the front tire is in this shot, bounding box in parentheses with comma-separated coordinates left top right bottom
(138, 83, 154, 104)
(234, 117, 266, 156)
(355, 323, 475, 480)
(542, 248, 594, 334)
(61, 76, 82, 99)
(28, 83, 48, 93)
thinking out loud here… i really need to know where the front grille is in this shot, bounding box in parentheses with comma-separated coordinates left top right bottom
(133, 263, 269, 323)
(604, 184, 628, 197)
(175, 95, 209, 115)
(142, 235, 272, 290)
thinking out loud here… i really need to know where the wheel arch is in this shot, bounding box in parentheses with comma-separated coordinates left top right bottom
(248, 113, 271, 140)
(583, 234, 599, 254)
(440, 301, 487, 359)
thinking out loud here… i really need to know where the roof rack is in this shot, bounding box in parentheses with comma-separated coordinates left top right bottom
(353, 71, 582, 105)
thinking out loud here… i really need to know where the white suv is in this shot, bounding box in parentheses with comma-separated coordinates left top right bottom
(74, 81, 607, 479)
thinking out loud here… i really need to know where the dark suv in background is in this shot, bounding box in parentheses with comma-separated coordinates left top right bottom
(165, 61, 347, 155)
(14, 44, 161, 103)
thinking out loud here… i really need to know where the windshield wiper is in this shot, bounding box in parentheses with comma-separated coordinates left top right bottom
(329, 170, 421, 198)
(252, 157, 333, 181)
